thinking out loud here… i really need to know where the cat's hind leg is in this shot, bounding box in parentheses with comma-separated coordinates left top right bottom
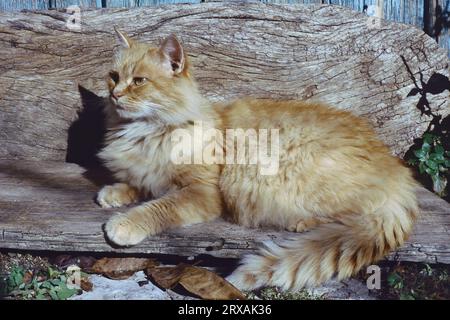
(96, 183, 140, 209)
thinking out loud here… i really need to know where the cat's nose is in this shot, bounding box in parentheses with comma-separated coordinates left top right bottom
(112, 91, 125, 100)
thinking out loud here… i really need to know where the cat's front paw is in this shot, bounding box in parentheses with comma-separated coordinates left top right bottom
(104, 213, 148, 246)
(97, 183, 139, 209)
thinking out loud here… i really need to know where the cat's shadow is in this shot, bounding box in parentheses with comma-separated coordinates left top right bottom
(66, 85, 115, 187)
(67, 86, 118, 245)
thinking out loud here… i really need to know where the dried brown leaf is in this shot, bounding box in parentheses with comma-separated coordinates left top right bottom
(146, 264, 186, 289)
(80, 278, 93, 292)
(146, 263, 245, 300)
(90, 257, 158, 280)
(179, 266, 245, 300)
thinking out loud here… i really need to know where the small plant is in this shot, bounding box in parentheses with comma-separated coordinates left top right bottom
(382, 262, 450, 300)
(387, 271, 416, 300)
(407, 133, 450, 197)
(387, 271, 404, 290)
(420, 264, 434, 277)
(0, 265, 79, 300)
(401, 56, 450, 200)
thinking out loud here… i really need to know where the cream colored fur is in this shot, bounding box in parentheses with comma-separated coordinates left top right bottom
(96, 31, 418, 291)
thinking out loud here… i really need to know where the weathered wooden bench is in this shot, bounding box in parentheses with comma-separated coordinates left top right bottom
(0, 3, 449, 264)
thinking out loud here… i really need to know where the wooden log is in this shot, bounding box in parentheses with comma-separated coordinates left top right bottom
(0, 160, 449, 264)
(0, 3, 448, 162)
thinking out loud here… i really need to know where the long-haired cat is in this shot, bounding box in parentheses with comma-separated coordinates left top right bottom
(96, 29, 418, 291)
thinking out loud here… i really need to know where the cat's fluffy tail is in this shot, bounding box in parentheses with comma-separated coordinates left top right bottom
(227, 194, 418, 291)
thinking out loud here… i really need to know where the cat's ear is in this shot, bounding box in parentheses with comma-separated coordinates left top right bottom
(159, 34, 185, 75)
(114, 27, 133, 48)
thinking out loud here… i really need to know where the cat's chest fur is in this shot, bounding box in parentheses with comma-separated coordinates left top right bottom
(99, 120, 175, 198)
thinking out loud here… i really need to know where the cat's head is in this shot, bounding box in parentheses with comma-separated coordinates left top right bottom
(107, 29, 204, 123)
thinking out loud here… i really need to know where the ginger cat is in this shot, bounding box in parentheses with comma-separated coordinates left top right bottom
(96, 30, 418, 291)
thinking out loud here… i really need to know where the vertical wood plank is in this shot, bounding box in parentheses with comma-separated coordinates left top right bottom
(435, 0, 449, 56)
(424, 0, 435, 35)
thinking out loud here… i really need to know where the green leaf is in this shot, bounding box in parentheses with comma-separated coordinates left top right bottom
(41, 282, 53, 290)
(35, 292, 47, 300)
(425, 167, 436, 176)
(48, 267, 60, 279)
(431, 174, 447, 196)
(49, 289, 59, 300)
(50, 279, 62, 286)
(422, 142, 431, 152)
(37, 287, 48, 295)
(7, 267, 24, 290)
(58, 288, 77, 300)
(55, 284, 77, 300)
(419, 162, 427, 174)
(387, 272, 402, 287)
(425, 160, 438, 171)
(429, 152, 445, 162)
(414, 149, 427, 159)
(435, 144, 444, 156)
(444, 159, 450, 168)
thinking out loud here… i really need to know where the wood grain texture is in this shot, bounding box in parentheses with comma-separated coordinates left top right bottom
(0, 3, 448, 162)
(0, 160, 449, 264)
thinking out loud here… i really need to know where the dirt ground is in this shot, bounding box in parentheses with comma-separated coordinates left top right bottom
(1, 250, 449, 300)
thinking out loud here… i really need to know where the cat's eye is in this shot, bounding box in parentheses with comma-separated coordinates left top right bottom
(109, 71, 119, 83)
(133, 77, 148, 86)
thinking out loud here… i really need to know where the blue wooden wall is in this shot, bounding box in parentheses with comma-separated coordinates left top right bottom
(0, 0, 200, 10)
